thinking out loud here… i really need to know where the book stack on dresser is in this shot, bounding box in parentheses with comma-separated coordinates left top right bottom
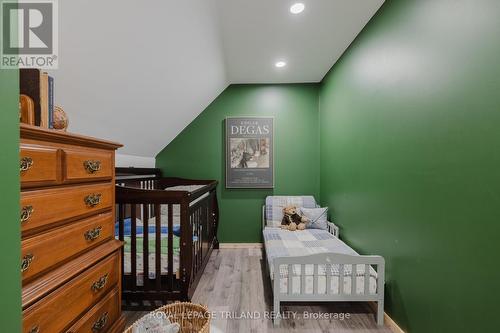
(20, 124, 124, 333)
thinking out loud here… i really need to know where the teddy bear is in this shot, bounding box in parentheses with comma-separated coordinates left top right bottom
(281, 205, 309, 231)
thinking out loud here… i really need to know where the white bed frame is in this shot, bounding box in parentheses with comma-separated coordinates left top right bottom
(262, 206, 385, 326)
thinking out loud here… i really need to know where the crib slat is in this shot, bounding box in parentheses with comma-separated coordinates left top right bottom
(200, 205, 205, 267)
(300, 264, 305, 294)
(198, 207, 202, 271)
(149, 186, 154, 216)
(196, 208, 200, 273)
(155, 204, 162, 291)
(167, 204, 174, 291)
(118, 204, 125, 286)
(189, 210, 194, 277)
(328, 264, 334, 295)
(364, 264, 370, 295)
(339, 264, 345, 295)
(287, 264, 293, 295)
(193, 209, 197, 275)
(200, 205, 204, 269)
(131, 204, 137, 290)
(118, 205, 125, 241)
(143, 204, 149, 289)
(351, 264, 357, 295)
(313, 264, 318, 294)
(197, 207, 202, 273)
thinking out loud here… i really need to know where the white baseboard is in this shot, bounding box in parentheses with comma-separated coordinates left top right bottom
(219, 243, 263, 249)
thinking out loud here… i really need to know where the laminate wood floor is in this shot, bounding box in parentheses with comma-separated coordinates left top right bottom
(124, 248, 394, 333)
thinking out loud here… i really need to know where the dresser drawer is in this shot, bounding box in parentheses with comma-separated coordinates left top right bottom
(65, 286, 120, 333)
(64, 148, 113, 183)
(20, 144, 61, 188)
(22, 212, 114, 282)
(23, 251, 120, 333)
(21, 183, 113, 233)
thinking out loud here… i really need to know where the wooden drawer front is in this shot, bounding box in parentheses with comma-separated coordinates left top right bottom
(21, 183, 113, 233)
(20, 145, 60, 187)
(23, 251, 120, 333)
(65, 286, 120, 333)
(64, 148, 113, 183)
(22, 213, 114, 282)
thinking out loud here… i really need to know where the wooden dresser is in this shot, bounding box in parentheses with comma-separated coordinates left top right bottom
(20, 124, 125, 333)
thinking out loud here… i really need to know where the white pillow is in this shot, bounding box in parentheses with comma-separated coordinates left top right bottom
(300, 207, 328, 230)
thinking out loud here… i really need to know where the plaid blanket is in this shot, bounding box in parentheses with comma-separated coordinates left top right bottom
(264, 195, 317, 227)
(263, 228, 377, 280)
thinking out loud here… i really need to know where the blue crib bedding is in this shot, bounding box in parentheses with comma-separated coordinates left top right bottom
(115, 218, 181, 237)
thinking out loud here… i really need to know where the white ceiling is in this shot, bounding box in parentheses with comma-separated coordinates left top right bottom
(218, 0, 384, 83)
(53, 0, 384, 159)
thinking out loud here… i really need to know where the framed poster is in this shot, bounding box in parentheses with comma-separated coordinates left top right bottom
(225, 117, 274, 188)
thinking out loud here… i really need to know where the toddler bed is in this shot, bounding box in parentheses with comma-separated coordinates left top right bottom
(115, 168, 219, 310)
(262, 196, 385, 326)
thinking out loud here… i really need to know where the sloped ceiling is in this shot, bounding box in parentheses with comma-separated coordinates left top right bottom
(53, 0, 228, 158)
(53, 0, 383, 160)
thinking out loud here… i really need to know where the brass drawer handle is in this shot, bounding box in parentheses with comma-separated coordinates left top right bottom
(28, 325, 39, 333)
(84, 194, 102, 207)
(91, 273, 108, 292)
(92, 312, 108, 332)
(21, 205, 34, 223)
(84, 226, 102, 241)
(21, 253, 34, 272)
(84, 160, 101, 174)
(20, 156, 34, 172)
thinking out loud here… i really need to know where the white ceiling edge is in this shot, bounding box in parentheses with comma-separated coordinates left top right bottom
(116, 153, 156, 168)
(50, 0, 228, 157)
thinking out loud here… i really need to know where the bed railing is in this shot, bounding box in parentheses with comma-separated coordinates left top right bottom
(272, 253, 385, 326)
(115, 168, 219, 309)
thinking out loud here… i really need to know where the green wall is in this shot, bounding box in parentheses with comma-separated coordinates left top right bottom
(156, 84, 320, 242)
(319, 0, 500, 332)
(0, 0, 20, 328)
(0, 70, 21, 328)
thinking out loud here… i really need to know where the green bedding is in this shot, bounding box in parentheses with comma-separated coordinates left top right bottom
(123, 236, 180, 255)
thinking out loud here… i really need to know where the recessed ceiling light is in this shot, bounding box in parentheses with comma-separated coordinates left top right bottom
(290, 3, 305, 14)
(275, 61, 287, 68)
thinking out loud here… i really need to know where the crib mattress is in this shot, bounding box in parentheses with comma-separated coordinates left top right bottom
(263, 227, 378, 295)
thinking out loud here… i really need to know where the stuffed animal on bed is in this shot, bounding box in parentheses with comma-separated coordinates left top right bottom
(281, 205, 309, 231)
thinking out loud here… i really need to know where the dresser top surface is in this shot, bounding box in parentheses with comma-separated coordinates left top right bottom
(21, 124, 123, 150)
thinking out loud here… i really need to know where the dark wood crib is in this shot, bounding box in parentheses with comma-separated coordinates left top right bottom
(115, 167, 219, 310)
